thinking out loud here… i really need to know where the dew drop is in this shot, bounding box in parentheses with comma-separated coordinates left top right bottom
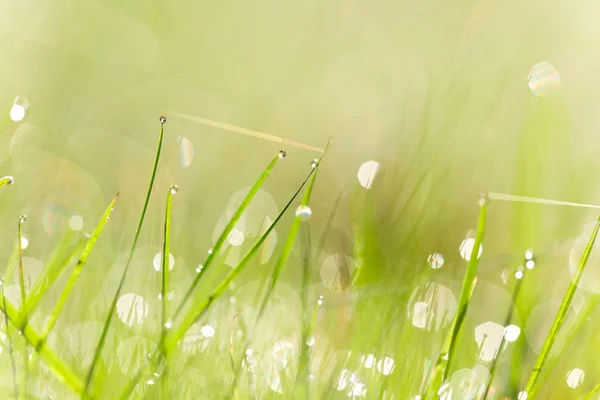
(10, 104, 26, 122)
(515, 266, 525, 280)
(208, 248, 213, 255)
(159, 115, 167, 124)
(2, 176, 14, 185)
(526, 260, 535, 270)
(317, 298, 323, 306)
(311, 159, 319, 168)
(195, 265, 203, 274)
(295, 205, 312, 221)
(19, 215, 26, 224)
(525, 249, 534, 261)
(147, 379, 155, 385)
(478, 192, 488, 207)
(278, 150, 287, 159)
(170, 185, 179, 194)
(164, 320, 173, 329)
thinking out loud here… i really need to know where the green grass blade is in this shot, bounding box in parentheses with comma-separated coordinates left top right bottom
(254, 155, 324, 325)
(1, 280, 18, 399)
(425, 194, 488, 398)
(83, 116, 166, 399)
(40, 193, 119, 339)
(0, 291, 86, 395)
(173, 152, 284, 319)
(0, 175, 14, 190)
(523, 217, 600, 397)
(160, 186, 176, 400)
(168, 166, 316, 350)
(17, 215, 29, 397)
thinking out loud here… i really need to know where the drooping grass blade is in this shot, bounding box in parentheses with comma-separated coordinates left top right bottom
(254, 154, 324, 326)
(83, 116, 166, 399)
(167, 166, 317, 350)
(0, 175, 14, 190)
(424, 194, 488, 398)
(173, 151, 284, 319)
(160, 186, 176, 400)
(40, 193, 119, 339)
(523, 217, 600, 397)
(1, 279, 18, 399)
(0, 290, 86, 395)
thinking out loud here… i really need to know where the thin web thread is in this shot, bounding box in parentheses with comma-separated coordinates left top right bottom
(487, 192, 600, 209)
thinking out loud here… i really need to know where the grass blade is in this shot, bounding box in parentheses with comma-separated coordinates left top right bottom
(83, 116, 166, 399)
(40, 193, 119, 339)
(424, 194, 488, 398)
(160, 186, 176, 400)
(173, 152, 284, 319)
(167, 166, 317, 350)
(523, 217, 600, 397)
(0, 175, 14, 190)
(17, 215, 29, 397)
(1, 279, 18, 399)
(254, 150, 327, 325)
(0, 291, 86, 395)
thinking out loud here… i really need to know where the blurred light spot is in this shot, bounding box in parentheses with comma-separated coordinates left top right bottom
(566, 368, 585, 388)
(237, 330, 244, 338)
(116, 293, 149, 326)
(116, 336, 156, 376)
(504, 325, 521, 342)
(69, 215, 84, 231)
(446, 366, 490, 399)
(459, 238, 483, 261)
(362, 354, 376, 368)
(428, 253, 444, 269)
(295, 205, 312, 221)
(183, 324, 215, 354)
(515, 266, 524, 280)
(474, 321, 505, 361)
(242, 348, 259, 372)
(229, 296, 236, 304)
(201, 325, 215, 338)
(266, 370, 283, 393)
(377, 357, 395, 375)
(228, 229, 244, 246)
(335, 369, 351, 391)
(526, 260, 535, 270)
(177, 136, 195, 168)
(528, 62, 561, 97)
(20, 237, 29, 250)
(272, 340, 295, 370)
(10, 104, 25, 122)
(320, 254, 357, 292)
(306, 336, 315, 346)
(357, 161, 380, 189)
(525, 249, 534, 261)
(518, 391, 528, 400)
(146, 379, 155, 385)
(407, 283, 457, 332)
(153, 252, 175, 271)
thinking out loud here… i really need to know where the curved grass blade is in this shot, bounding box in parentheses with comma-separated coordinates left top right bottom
(424, 194, 488, 399)
(167, 166, 316, 350)
(0, 175, 14, 190)
(482, 262, 527, 399)
(1, 280, 18, 399)
(523, 217, 600, 397)
(40, 193, 119, 340)
(173, 153, 284, 319)
(0, 291, 87, 395)
(160, 186, 175, 400)
(83, 117, 166, 399)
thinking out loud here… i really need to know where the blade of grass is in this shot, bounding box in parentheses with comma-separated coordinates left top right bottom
(0, 291, 87, 396)
(160, 186, 176, 400)
(254, 148, 328, 326)
(1, 279, 18, 399)
(523, 217, 600, 397)
(0, 175, 14, 189)
(83, 116, 166, 399)
(39, 193, 119, 340)
(424, 194, 488, 399)
(173, 151, 284, 319)
(167, 166, 317, 350)
(17, 215, 29, 397)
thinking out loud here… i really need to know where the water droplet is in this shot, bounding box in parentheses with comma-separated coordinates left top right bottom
(566, 368, 585, 388)
(164, 320, 173, 329)
(69, 215, 84, 231)
(295, 205, 312, 221)
(19, 215, 26, 224)
(10, 104, 26, 122)
(515, 266, 525, 280)
(147, 379, 155, 385)
(526, 260, 535, 270)
(20, 237, 29, 250)
(159, 115, 167, 124)
(306, 336, 315, 346)
(278, 150, 287, 159)
(170, 185, 179, 194)
(311, 159, 319, 168)
(317, 299, 323, 306)
(195, 265, 203, 274)
(229, 296, 236, 304)
(478, 192, 488, 207)
(528, 61, 561, 97)
(208, 248, 213, 255)
(2, 176, 14, 185)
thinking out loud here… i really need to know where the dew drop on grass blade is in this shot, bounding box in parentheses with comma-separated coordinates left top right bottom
(173, 151, 284, 320)
(0, 175, 14, 190)
(83, 116, 166, 399)
(523, 216, 600, 397)
(167, 166, 317, 351)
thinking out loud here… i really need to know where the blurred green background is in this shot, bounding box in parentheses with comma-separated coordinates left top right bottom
(1, 0, 600, 398)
